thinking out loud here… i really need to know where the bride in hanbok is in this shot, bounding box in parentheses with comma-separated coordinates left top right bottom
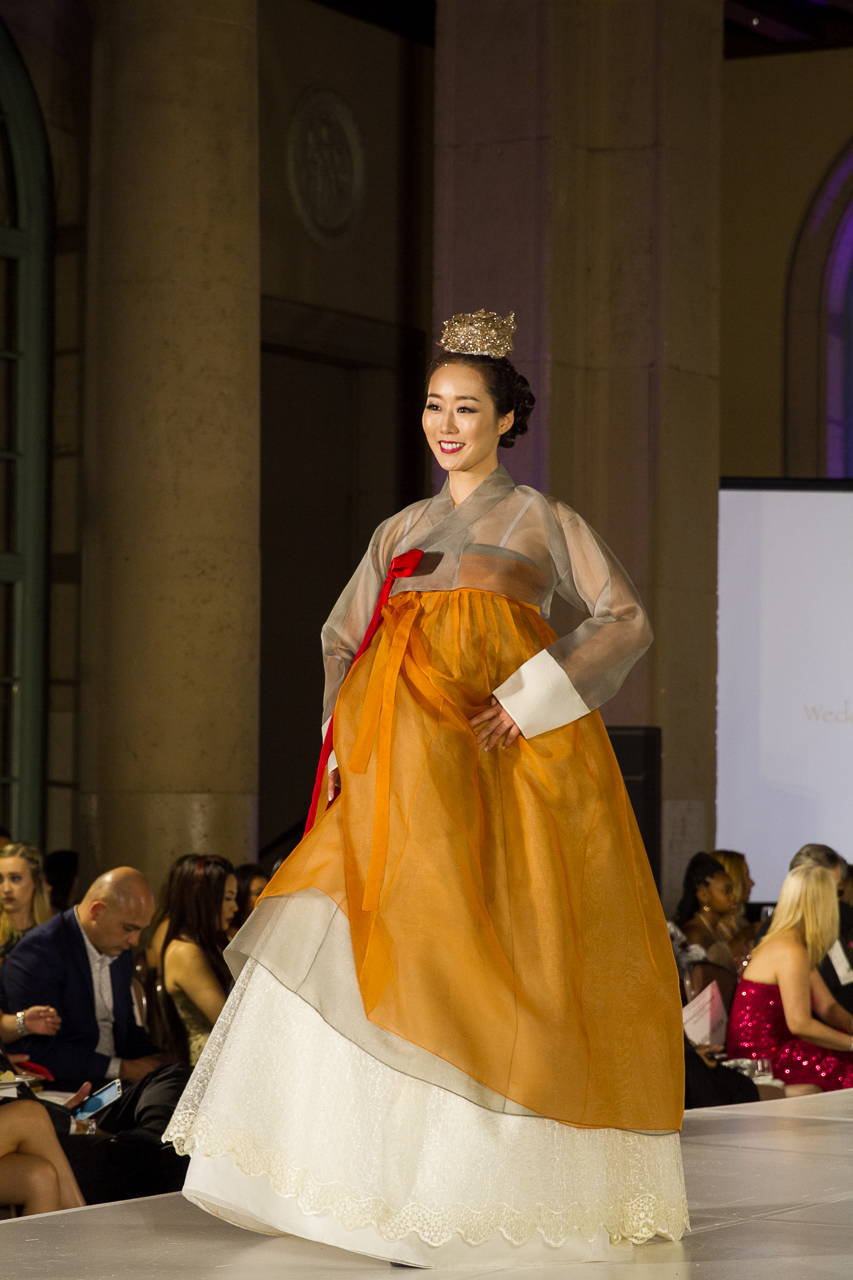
(165, 310, 688, 1266)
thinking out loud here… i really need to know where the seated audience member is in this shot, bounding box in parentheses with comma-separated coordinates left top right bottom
(754, 843, 847, 945)
(53, 1062, 192, 1204)
(790, 843, 847, 875)
(0, 1098, 85, 1215)
(230, 861, 268, 936)
(713, 848, 757, 964)
(672, 852, 738, 1007)
(668, 913, 760, 1109)
(683, 1036, 759, 1109)
(759, 844, 853, 1015)
(0, 867, 167, 1089)
(44, 848, 81, 913)
(840, 864, 853, 907)
(12, 1059, 188, 1206)
(146, 855, 236, 1065)
(727, 863, 853, 1095)
(798, 847, 853, 1016)
(0, 844, 53, 964)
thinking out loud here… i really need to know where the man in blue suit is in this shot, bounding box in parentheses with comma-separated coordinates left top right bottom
(0, 866, 167, 1089)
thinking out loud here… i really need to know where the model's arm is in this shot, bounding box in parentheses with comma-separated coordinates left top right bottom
(165, 940, 227, 1026)
(493, 502, 652, 738)
(320, 516, 398, 729)
(319, 510, 423, 783)
(777, 942, 853, 1051)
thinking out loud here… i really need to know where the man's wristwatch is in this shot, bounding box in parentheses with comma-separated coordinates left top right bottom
(15, 1010, 26, 1037)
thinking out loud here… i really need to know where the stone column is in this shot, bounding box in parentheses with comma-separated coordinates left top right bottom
(433, 0, 552, 492)
(80, 0, 260, 888)
(435, 0, 721, 904)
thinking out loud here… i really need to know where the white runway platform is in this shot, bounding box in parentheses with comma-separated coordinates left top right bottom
(6, 1091, 853, 1279)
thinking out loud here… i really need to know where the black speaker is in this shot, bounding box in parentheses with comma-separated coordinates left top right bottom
(606, 726, 662, 886)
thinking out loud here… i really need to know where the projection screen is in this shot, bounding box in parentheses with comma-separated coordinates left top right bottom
(716, 482, 853, 901)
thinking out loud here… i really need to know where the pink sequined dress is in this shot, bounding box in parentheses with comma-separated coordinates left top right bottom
(727, 978, 853, 1091)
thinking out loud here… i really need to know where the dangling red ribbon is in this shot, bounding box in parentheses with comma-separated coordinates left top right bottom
(303, 548, 424, 834)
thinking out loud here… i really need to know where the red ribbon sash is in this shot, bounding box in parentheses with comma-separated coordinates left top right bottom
(303, 548, 424, 835)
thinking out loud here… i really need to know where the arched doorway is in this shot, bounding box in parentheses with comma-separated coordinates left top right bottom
(786, 140, 853, 478)
(0, 20, 52, 841)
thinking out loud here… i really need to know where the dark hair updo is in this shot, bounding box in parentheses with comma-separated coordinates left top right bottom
(673, 851, 729, 928)
(426, 351, 536, 449)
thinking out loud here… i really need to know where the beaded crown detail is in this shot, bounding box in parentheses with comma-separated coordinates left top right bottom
(439, 309, 516, 359)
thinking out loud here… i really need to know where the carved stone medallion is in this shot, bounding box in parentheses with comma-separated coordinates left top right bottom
(286, 88, 365, 246)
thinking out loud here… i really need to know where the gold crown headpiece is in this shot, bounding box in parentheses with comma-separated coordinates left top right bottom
(439, 308, 516, 360)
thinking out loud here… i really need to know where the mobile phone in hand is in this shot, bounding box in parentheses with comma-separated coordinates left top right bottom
(73, 1078, 122, 1118)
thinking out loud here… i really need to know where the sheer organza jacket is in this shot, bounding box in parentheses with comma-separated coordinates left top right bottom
(321, 465, 652, 742)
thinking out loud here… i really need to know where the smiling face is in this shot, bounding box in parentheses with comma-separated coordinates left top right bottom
(0, 856, 35, 922)
(422, 363, 514, 491)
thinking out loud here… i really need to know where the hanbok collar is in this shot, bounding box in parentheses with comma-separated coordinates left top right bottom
(408, 465, 517, 551)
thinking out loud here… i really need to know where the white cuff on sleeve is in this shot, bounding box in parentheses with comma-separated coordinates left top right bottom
(493, 649, 590, 738)
(106, 1056, 121, 1080)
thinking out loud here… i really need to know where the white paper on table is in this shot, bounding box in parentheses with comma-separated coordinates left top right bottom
(682, 980, 727, 1047)
(827, 939, 853, 986)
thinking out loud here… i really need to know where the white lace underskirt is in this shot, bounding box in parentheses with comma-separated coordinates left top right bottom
(165, 956, 688, 1266)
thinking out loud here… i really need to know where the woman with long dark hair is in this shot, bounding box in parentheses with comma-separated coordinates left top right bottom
(147, 855, 237, 1065)
(167, 311, 687, 1265)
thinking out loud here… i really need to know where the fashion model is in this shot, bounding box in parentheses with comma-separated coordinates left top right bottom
(166, 310, 688, 1266)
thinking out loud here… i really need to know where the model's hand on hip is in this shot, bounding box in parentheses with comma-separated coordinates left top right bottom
(469, 698, 521, 751)
(328, 767, 341, 803)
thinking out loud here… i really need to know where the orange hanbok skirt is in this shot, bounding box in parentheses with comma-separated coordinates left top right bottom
(262, 588, 684, 1132)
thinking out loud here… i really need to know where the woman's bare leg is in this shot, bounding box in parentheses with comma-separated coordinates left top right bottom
(783, 1083, 822, 1098)
(0, 1152, 61, 1215)
(0, 1100, 85, 1210)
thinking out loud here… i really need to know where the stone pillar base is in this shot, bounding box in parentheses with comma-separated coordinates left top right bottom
(80, 791, 259, 890)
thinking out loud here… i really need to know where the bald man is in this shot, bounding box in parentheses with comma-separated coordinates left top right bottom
(0, 867, 167, 1089)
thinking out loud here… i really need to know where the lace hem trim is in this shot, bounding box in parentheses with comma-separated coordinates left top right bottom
(170, 1119, 689, 1247)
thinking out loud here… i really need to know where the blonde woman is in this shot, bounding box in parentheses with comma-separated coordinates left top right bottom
(726, 863, 853, 1095)
(713, 848, 757, 963)
(0, 844, 52, 963)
